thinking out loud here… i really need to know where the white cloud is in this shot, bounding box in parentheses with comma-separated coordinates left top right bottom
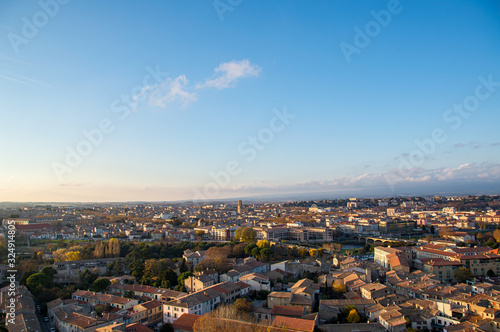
(137, 59, 261, 109)
(148, 75, 197, 108)
(196, 59, 261, 90)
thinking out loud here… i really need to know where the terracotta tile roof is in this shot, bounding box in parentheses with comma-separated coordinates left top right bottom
(268, 292, 292, 299)
(421, 258, 463, 266)
(138, 300, 161, 310)
(272, 315, 315, 332)
(172, 313, 201, 332)
(110, 284, 159, 294)
(270, 305, 304, 317)
(125, 323, 153, 332)
(289, 294, 312, 306)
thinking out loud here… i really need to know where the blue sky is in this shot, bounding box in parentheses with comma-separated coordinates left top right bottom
(0, 0, 499, 202)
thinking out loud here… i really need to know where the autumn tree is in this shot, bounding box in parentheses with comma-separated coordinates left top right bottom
(493, 229, 500, 242)
(198, 246, 230, 273)
(108, 238, 121, 257)
(298, 249, 308, 258)
(54, 248, 82, 261)
(235, 227, 256, 243)
(476, 233, 485, 242)
(309, 249, 318, 258)
(192, 304, 267, 332)
(256, 240, 270, 248)
(234, 298, 253, 313)
(332, 281, 348, 294)
(232, 242, 247, 258)
(346, 308, 360, 323)
(94, 241, 105, 259)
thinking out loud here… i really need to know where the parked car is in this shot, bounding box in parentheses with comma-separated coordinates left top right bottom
(44, 317, 49, 322)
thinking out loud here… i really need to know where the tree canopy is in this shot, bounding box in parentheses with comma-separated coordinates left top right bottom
(454, 267, 473, 283)
(235, 227, 256, 242)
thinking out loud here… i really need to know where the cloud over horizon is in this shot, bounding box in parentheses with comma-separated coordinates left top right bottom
(4, 162, 499, 202)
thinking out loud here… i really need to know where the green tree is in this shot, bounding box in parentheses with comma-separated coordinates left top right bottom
(244, 243, 257, 255)
(255, 290, 270, 300)
(26, 273, 53, 294)
(251, 247, 260, 258)
(259, 248, 273, 261)
(107, 260, 125, 276)
(90, 278, 111, 292)
(41, 266, 57, 278)
(159, 323, 174, 332)
(79, 269, 99, 290)
(454, 267, 473, 283)
(177, 271, 193, 287)
(95, 304, 105, 316)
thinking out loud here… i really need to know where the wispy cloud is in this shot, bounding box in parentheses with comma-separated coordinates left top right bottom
(148, 75, 197, 107)
(0, 73, 34, 86)
(196, 59, 261, 90)
(453, 141, 500, 150)
(136, 59, 261, 109)
(0, 70, 51, 87)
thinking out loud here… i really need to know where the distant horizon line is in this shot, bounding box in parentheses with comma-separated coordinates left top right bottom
(1, 190, 499, 205)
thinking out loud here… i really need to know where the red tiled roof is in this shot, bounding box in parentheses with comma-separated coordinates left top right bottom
(272, 316, 315, 332)
(421, 258, 463, 266)
(270, 305, 304, 317)
(139, 300, 161, 310)
(125, 323, 153, 332)
(172, 313, 201, 332)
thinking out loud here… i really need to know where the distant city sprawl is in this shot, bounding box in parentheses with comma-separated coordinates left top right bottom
(2, 195, 500, 331)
